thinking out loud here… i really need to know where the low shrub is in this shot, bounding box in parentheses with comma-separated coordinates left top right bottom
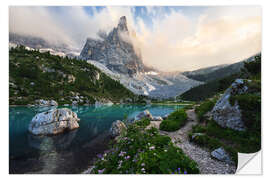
(159, 109, 188, 132)
(195, 99, 216, 122)
(191, 120, 260, 157)
(190, 134, 221, 150)
(91, 119, 199, 174)
(229, 94, 261, 131)
(135, 118, 150, 128)
(183, 105, 194, 110)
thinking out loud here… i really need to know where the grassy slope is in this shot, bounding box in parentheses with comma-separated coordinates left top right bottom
(179, 73, 240, 101)
(189, 55, 261, 164)
(9, 46, 146, 105)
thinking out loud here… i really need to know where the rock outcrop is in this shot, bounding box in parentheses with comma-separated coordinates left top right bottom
(35, 99, 58, 106)
(211, 79, 248, 131)
(109, 120, 127, 138)
(28, 108, 80, 135)
(80, 16, 144, 76)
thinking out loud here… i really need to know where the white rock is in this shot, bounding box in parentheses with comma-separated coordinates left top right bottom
(67, 75, 76, 83)
(28, 108, 80, 135)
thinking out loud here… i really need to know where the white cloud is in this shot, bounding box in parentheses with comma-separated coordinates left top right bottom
(9, 6, 261, 71)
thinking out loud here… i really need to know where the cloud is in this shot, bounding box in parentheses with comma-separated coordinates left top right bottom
(135, 6, 261, 71)
(9, 6, 261, 71)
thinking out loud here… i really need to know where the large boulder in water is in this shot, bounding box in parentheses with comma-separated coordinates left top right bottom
(109, 120, 127, 138)
(211, 79, 248, 131)
(28, 108, 80, 135)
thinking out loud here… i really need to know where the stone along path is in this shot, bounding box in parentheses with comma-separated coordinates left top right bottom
(148, 109, 236, 174)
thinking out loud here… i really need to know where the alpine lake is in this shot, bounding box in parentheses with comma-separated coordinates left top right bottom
(9, 104, 184, 174)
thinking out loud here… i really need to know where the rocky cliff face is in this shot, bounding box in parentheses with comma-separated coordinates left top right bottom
(80, 16, 144, 76)
(211, 79, 248, 131)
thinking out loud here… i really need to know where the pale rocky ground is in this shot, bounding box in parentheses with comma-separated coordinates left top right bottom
(147, 109, 237, 174)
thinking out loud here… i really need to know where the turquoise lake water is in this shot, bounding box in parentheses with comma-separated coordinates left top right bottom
(9, 104, 183, 174)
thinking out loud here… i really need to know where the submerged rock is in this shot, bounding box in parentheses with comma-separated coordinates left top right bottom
(134, 110, 153, 121)
(109, 120, 127, 138)
(211, 79, 247, 131)
(211, 147, 232, 164)
(28, 108, 80, 135)
(28, 129, 77, 151)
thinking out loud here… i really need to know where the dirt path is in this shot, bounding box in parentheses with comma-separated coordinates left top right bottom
(148, 109, 236, 174)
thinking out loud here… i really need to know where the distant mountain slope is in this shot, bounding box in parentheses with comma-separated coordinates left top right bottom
(179, 53, 261, 101)
(182, 55, 257, 82)
(9, 32, 79, 58)
(87, 60, 203, 99)
(9, 46, 141, 105)
(179, 73, 241, 101)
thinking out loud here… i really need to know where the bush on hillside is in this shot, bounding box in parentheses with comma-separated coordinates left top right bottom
(159, 109, 188, 132)
(9, 46, 139, 105)
(195, 99, 216, 122)
(230, 94, 261, 132)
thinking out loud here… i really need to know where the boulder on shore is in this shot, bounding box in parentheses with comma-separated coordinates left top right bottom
(152, 116, 163, 121)
(211, 147, 232, 164)
(109, 120, 127, 138)
(28, 108, 80, 135)
(134, 110, 153, 121)
(211, 79, 247, 131)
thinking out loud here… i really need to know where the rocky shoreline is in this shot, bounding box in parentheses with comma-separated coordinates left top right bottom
(82, 107, 236, 174)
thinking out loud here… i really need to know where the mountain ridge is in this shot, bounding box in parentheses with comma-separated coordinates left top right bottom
(182, 54, 259, 82)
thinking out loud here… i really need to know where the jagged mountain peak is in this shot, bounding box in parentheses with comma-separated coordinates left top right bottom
(117, 16, 128, 32)
(80, 16, 144, 76)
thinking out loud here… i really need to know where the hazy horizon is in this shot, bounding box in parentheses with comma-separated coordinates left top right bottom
(9, 6, 261, 71)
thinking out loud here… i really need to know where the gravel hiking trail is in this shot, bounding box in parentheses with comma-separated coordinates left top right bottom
(148, 109, 236, 174)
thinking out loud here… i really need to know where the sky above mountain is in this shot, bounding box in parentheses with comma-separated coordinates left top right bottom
(9, 6, 261, 71)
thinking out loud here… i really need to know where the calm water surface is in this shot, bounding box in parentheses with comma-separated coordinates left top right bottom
(9, 104, 183, 174)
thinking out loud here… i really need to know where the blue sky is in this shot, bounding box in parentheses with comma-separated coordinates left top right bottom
(81, 6, 206, 29)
